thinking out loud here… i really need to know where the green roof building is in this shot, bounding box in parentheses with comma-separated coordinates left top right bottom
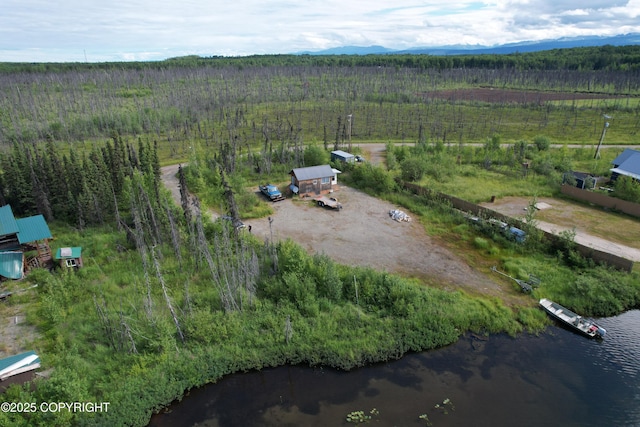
(54, 247, 83, 269)
(0, 205, 53, 279)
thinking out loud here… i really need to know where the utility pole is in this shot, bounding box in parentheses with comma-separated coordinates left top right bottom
(347, 114, 352, 152)
(594, 115, 611, 159)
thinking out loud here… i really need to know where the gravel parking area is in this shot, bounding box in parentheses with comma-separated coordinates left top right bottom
(161, 165, 504, 296)
(246, 185, 502, 295)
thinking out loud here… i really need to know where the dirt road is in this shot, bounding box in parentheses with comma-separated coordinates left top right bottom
(481, 196, 640, 262)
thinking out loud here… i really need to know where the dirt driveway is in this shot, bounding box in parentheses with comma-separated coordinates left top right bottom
(481, 196, 640, 262)
(160, 166, 503, 296)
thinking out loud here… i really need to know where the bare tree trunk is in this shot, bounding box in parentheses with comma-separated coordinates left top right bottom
(164, 198, 182, 269)
(193, 197, 236, 312)
(130, 198, 154, 319)
(151, 246, 185, 343)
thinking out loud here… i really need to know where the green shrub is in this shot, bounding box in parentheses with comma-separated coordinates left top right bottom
(473, 237, 490, 250)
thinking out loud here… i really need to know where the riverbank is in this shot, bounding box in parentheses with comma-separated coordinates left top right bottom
(149, 309, 640, 427)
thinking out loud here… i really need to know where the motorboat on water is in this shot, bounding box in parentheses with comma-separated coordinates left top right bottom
(539, 298, 606, 338)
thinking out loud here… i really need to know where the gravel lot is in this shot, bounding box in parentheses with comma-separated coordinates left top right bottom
(246, 185, 494, 290)
(161, 163, 502, 296)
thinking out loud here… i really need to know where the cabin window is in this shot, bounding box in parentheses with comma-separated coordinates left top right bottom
(65, 259, 77, 268)
(312, 180, 317, 185)
(321, 177, 330, 184)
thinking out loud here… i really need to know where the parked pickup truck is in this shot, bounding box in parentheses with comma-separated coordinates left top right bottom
(259, 184, 285, 202)
(315, 196, 342, 210)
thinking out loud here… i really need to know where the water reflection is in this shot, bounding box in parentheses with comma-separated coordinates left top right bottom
(149, 310, 639, 427)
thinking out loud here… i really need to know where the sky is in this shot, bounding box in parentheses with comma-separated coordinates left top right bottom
(2, 0, 640, 62)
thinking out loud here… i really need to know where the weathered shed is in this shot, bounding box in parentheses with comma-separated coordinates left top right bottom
(0, 205, 53, 277)
(54, 247, 83, 269)
(331, 150, 355, 163)
(290, 165, 336, 197)
(566, 171, 598, 189)
(0, 351, 40, 393)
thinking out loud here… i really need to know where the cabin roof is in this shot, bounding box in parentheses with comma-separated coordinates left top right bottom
(0, 206, 52, 244)
(611, 148, 640, 167)
(291, 164, 334, 181)
(0, 351, 40, 380)
(16, 215, 52, 244)
(0, 205, 19, 237)
(611, 148, 640, 179)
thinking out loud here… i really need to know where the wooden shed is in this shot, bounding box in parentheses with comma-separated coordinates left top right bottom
(566, 171, 598, 190)
(0, 351, 40, 393)
(54, 247, 83, 269)
(290, 165, 337, 197)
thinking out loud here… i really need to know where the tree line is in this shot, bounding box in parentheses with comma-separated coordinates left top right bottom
(2, 44, 640, 73)
(0, 134, 160, 226)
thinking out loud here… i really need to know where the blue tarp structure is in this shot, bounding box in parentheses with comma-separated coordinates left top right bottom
(0, 251, 23, 279)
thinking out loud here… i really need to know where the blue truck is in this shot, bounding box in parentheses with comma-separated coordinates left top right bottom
(259, 184, 285, 202)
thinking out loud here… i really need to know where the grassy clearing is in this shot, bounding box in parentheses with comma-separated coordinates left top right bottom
(420, 164, 555, 203)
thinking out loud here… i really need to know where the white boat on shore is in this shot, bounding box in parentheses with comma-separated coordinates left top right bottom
(539, 298, 606, 338)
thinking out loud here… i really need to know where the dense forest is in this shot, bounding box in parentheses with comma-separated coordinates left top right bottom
(1, 46, 639, 426)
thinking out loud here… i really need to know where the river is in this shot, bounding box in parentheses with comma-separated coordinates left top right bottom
(148, 309, 640, 427)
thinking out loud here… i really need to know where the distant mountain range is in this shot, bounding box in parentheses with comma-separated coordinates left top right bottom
(296, 33, 640, 56)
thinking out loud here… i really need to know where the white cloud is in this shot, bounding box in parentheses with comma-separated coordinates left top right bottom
(0, 0, 639, 61)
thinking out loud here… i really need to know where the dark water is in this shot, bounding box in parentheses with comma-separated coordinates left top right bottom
(149, 310, 640, 427)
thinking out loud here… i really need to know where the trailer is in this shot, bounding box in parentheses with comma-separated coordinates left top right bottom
(491, 266, 540, 293)
(315, 196, 342, 210)
(259, 184, 285, 202)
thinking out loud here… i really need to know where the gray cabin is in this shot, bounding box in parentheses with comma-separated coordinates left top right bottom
(290, 165, 337, 197)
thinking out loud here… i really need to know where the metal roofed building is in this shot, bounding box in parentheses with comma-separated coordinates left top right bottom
(331, 150, 355, 163)
(290, 164, 338, 197)
(15, 215, 52, 245)
(0, 351, 41, 393)
(0, 205, 20, 250)
(0, 205, 53, 279)
(54, 246, 83, 269)
(610, 148, 640, 182)
(0, 252, 24, 280)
